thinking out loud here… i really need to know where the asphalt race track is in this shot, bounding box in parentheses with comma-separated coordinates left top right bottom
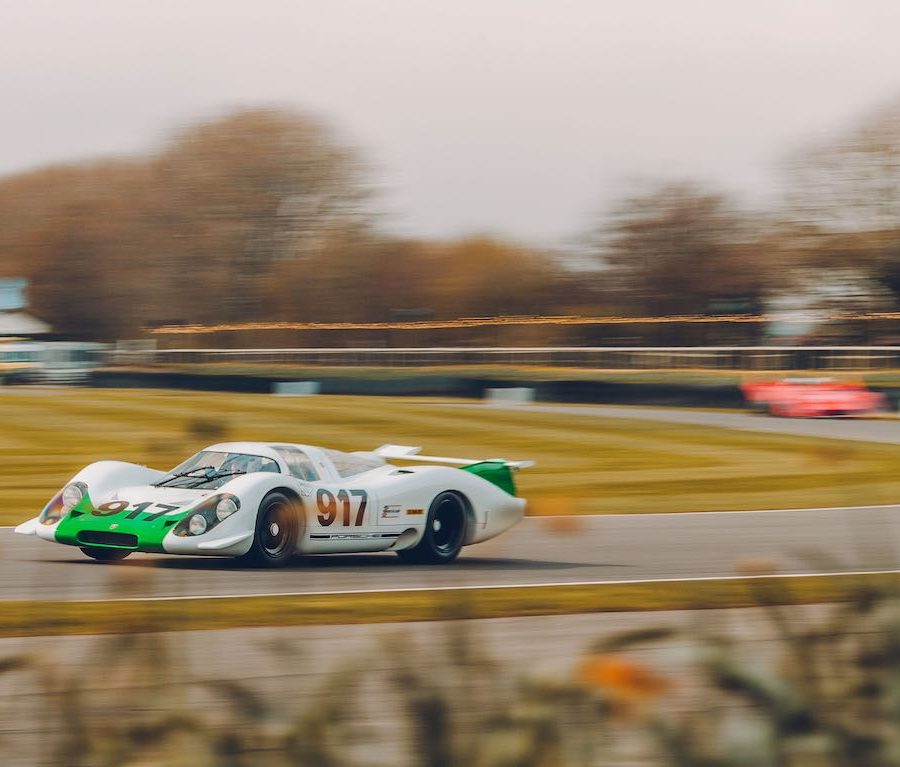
(4, 406, 900, 602)
(4, 504, 900, 601)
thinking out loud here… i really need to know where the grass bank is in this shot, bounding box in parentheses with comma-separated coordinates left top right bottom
(2, 388, 900, 524)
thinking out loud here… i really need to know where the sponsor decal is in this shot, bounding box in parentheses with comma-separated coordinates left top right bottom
(407, 508, 424, 516)
(382, 504, 401, 519)
(297, 484, 314, 498)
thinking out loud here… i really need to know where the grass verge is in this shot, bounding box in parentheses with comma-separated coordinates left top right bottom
(3, 573, 897, 638)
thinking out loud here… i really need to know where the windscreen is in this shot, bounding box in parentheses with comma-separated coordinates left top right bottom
(156, 450, 280, 489)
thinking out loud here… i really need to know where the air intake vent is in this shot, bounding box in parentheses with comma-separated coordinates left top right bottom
(77, 531, 138, 548)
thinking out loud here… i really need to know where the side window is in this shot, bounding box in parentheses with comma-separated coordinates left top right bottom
(220, 453, 280, 474)
(276, 448, 319, 481)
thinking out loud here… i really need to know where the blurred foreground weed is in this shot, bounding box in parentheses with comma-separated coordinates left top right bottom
(1, 581, 899, 766)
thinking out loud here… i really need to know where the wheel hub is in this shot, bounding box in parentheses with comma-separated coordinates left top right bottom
(262, 504, 291, 558)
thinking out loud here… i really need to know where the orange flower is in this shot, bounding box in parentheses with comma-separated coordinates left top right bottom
(578, 654, 670, 702)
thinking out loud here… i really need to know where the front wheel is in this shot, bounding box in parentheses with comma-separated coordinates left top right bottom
(396, 491, 467, 565)
(238, 492, 301, 568)
(80, 547, 131, 562)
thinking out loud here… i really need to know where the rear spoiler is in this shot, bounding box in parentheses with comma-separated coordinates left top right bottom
(374, 444, 534, 470)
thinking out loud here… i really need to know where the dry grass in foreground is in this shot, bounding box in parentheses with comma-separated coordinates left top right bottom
(1, 573, 897, 638)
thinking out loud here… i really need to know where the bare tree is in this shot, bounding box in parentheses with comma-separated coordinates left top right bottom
(784, 97, 900, 308)
(592, 182, 771, 319)
(153, 108, 375, 322)
(0, 108, 376, 337)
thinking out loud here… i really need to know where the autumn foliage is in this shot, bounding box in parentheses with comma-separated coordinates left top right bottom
(0, 109, 584, 341)
(5, 98, 900, 343)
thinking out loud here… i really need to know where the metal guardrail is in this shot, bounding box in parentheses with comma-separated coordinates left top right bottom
(109, 346, 900, 371)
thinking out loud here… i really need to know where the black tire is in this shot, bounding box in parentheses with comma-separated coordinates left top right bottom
(239, 491, 301, 568)
(396, 491, 467, 564)
(80, 546, 131, 562)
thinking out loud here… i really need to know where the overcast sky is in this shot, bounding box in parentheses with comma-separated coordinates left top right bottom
(3, 1, 900, 244)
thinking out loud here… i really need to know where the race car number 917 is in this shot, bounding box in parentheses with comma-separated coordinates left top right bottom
(316, 489, 368, 527)
(91, 501, 181, 520)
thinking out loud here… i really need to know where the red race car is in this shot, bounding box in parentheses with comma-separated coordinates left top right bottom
(740, 377, 886, 418)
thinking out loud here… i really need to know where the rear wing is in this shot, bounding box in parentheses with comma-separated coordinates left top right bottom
(374, 444, 535, 470)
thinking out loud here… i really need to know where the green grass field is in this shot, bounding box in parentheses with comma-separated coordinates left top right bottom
(2, 388, 900, 525)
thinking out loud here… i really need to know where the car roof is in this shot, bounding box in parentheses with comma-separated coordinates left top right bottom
(204, 442, 286, 461)
(203, 441, 346, 481)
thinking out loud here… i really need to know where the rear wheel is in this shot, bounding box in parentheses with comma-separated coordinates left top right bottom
(239, 492, 301, 568)
(396, 491, 467, 564)
(80, 546, 131, 562)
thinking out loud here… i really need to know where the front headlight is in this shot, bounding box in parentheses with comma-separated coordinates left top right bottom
(188, 514, 208, 535)
(40, 481, 87, 525)
(173, 493, 240, 537)
(61, 482, 86, 513)
(215, 496, 239, 522)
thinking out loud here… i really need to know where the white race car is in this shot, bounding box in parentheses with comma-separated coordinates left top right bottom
(15, 442, 532, 566)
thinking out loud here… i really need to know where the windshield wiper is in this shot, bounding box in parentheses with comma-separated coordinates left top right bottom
(155, 466, 217, 487)
(184, 469, 246, 488)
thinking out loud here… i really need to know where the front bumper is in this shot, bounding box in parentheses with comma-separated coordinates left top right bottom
(21, 493, 254, 557)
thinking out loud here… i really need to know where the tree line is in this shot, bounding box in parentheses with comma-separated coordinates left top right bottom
(2, 102, 900, 343)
